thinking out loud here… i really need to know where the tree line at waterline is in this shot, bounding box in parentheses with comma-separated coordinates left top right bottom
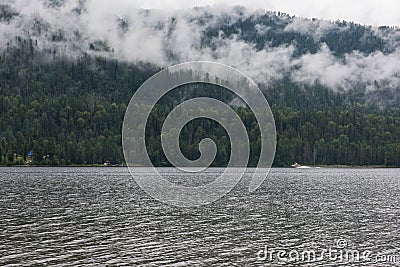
(0, 41, 399, 167)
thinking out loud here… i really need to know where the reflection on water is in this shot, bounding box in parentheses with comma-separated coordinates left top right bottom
(0, 167, 400, 266)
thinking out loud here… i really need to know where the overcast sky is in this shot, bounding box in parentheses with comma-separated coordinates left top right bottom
(128, 0, 399, 26)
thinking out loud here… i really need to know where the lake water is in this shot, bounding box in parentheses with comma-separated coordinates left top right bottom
(0, 167, 399, 266)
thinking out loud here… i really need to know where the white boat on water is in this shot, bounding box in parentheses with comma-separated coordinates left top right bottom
(291, 162, 311, 169)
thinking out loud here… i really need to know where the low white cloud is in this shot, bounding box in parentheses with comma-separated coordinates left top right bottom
(0, 0, 399, 94)
(292, 44, 350, 88)
(284, 17, 345, 40)
(82, 0, 400, 26)
(292, 44, 400, 91)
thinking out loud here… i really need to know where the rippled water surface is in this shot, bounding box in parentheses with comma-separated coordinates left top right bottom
(1, 167, 400, 266)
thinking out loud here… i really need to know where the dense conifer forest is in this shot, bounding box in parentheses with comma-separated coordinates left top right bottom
(1, 8, 399, 167)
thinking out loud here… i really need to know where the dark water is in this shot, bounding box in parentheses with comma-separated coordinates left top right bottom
(0, 167, 400, 266)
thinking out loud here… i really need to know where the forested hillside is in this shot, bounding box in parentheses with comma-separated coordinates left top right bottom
(0, 41, 399, 167)
(0, 4, 399, 167)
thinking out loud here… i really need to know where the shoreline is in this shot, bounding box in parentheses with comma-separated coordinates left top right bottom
(0, 165, 398, 168)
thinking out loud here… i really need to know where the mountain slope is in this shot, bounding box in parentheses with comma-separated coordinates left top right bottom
(0, 2, 399, 166)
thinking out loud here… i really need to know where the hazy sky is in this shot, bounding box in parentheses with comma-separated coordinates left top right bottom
(128, 0, 399, 26)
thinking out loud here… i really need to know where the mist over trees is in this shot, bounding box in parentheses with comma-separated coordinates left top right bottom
(0, 5, 399, 167)
(1, 2, 400, 94)
(0, 37, 399, 167)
